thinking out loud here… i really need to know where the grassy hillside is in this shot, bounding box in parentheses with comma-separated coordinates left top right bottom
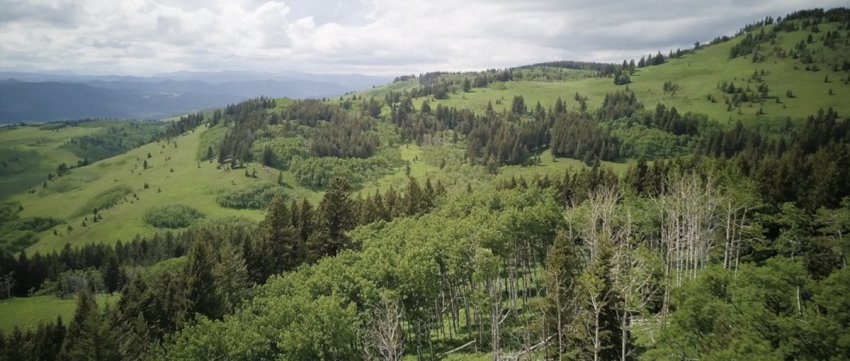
(0, 125, 98, 200)
(14, 128, 280, 253)
(1, 10, 849, 359)
(15, 14, 845, 254)
(0, 121, 164, 200)
(364, 20, 849, 125)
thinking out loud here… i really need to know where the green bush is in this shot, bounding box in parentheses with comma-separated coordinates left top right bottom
(290, 148, 402, 189)
(216, 183, 282, 209)
(143, 204, 205, 229)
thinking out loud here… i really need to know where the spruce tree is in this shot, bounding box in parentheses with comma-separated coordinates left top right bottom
(404, 177, 424, 215)
(545, 230, 584, 360)
(257, 194, 302, 277)
(102, 253, 121, 293)
(309, 178, 355, 259)
(58, 288, 117, 361)
(298, 199, 316, 244)
(116, 312, 150, 361)
(186, 238, 222, 320)
(214, 240, 252, 314)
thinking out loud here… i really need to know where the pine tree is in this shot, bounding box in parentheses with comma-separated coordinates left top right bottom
(404, 177, 424, 215)
(186, 238, 222, 320)
(256, 194, 303, 278)
(309, 178, 355, 259)
(102, 253, 121, 293)
(5, 327, 27, 361)
(116, 312, 150, 361)
(214, 240, 252, 314)
(298, 199, 316, 244)
(545, 230, 584, 360)
(58, 288, 117, 361)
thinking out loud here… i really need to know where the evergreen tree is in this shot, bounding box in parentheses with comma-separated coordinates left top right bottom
(298, 199, 316, 244)
(5, 327, 27, 361)
(256, 194, 303, 279)
(115, 312, 150, 361)
(58, 288, 117, 361)
(309, 178, 355, 259)
(185, 238, 222, 320)
(404, 177, 424, 216)
(214, 240, 252, 314)
(102, 253, 121, 293)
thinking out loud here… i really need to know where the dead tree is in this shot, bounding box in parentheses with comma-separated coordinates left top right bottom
(363, 297, 405, 361)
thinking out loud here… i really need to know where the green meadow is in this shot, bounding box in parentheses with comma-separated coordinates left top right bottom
(391, 22, 850, 125)
(0, 294, 119, 333)
(0, 125, 98, 200)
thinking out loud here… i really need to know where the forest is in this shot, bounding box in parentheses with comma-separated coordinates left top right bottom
(1, 7, 850, 361)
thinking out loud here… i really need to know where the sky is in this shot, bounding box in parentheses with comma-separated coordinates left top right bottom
(0, 0, 845, 76)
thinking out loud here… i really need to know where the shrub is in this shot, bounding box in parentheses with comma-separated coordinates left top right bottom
(216, 183, 282, 210)
(143, 204, 204, 229)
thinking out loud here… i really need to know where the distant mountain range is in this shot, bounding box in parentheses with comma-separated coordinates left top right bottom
(0, 71, 393, 123)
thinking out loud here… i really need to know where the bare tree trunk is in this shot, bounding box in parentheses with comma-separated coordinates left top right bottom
(621, 313, 628, 361)
(592, 297, 600, 361)
(364, 297, 404, 361)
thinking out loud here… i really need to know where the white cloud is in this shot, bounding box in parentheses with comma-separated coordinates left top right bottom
(0, 0, 845, 75)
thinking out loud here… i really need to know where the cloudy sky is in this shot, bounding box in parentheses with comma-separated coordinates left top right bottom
(0, 0, 844, 75)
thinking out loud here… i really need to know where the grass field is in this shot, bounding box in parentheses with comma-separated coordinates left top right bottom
(0, 125, 98, 200)
(0, 294, 119, 332)
(385, 22, 850, 125)
(15, 127, 284, 253)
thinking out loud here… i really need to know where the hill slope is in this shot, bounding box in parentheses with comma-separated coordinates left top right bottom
(361, 14, 850, 124)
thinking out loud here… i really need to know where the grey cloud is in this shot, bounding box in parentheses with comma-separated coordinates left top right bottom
(0, 0, 846, 75)
(0, 0, 82, 28)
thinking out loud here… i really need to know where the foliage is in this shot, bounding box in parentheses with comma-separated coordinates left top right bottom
(215, 183, 282, 210)
(142, 204, 204, 229)
(643, 259, 849, 360)
(37, 269, 105, 299)
(310, 116, 380, 159)
(249, 137, 307, 169)
(290, 148, 402, 189)
(61, 120, 164, 163)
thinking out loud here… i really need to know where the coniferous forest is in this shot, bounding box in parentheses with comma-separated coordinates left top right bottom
(1, 6, 850, 361)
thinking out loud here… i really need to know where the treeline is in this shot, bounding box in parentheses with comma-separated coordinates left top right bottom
(698, 107, 850, 209)
(729, 7, 850, 59)
(158, 113, 205, 140)
(388, 89, 711, 166)
(217, 98, 277, 167)
(0, 176, 444, 299)
(64, 121, 164, 162)
(0, 229, 193, 298)
(309, 116, 379, 159)
(388, 95, 549, 167)
(550, 111, 619, 163)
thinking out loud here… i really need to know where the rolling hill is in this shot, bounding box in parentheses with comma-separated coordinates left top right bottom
(1, 9, 849, 361)
(3, 8, 848, 254)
